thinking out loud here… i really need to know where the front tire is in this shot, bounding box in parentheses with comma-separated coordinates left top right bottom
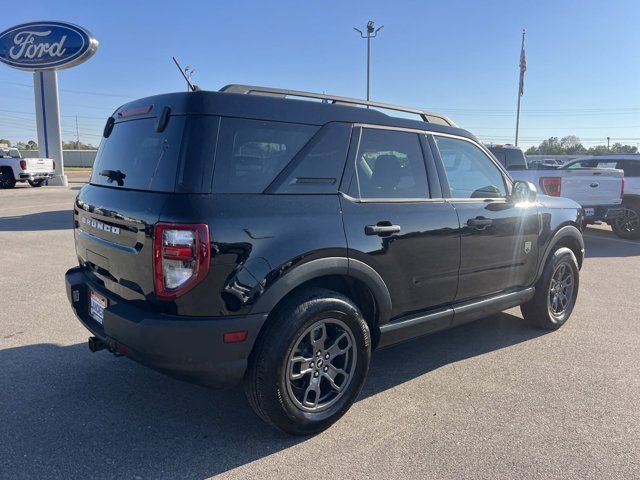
(521, 247, 579, 330)
(611, 204, 640, 240)
(245, 288, 371, 435)
(0, 168, 16, 189)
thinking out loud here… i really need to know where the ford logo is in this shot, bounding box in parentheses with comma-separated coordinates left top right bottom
(0, 21, 98, 71)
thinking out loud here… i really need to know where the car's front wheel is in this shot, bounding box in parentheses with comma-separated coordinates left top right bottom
(521, 247, 580, 330)
(0, 168, 16, 189)
(245, 288, 371, 435)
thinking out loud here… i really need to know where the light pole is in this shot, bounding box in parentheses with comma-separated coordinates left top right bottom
(607, 136, 611, 150)
(354, 20, 384, 101)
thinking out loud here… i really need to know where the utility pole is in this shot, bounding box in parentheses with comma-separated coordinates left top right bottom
(515, 29, 526, 146)
(75, 115, 80, 149)
(607, 136, 611, 150)
(354, 21, 384, 101)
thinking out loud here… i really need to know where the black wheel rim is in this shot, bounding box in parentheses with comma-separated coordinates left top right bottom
(286, 318, 357, 413)
(548, 263, 575, 317)
(614, 208, 640, 233)
(0, 172, 10, 188)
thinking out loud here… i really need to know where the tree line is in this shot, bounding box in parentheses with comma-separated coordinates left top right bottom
(525, 136, 638, 155)
(0, 138, 97, 150)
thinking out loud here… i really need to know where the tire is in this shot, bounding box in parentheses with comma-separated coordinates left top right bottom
(521, 247, 579, 330)
(0, 168, 16, 189)
(611, 204, 640, 240)
(245, 288, 371, 435)
(28, 179, 44, 187)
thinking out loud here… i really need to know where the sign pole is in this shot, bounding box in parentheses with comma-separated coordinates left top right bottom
(33, 69, 66, 186)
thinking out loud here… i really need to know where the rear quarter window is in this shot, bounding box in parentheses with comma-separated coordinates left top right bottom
(212, 118, 318, 193)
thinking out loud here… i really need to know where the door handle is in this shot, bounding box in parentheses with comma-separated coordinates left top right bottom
(365, 223, 401, 236)
(467, 217, 493, 228)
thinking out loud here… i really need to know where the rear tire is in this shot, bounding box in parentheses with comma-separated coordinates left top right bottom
(28, 179, 44, 187)
(611, 204, 640, 240)
(245, 288, 371, 435)
(0, 168, 16, 189)
(521, 247, 579, 330)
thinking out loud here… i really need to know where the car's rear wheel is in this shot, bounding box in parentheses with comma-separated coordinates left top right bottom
(0, 168, 16, 189)
(611, 204, 640, 239)
(28, 179, 44, 187)
(521, 247, 579, 330)
(245, 288, 371, 435)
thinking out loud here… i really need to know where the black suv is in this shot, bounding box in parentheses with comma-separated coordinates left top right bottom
(65, 85, 584, 435)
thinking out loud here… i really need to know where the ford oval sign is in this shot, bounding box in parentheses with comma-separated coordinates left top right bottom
(0, 21, 98, 71)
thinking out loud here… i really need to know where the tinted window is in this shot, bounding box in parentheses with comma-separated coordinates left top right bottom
(620, 160, 640, 177)
(275, 123, 351, 194)
(352, 128, 429, 199)
(90, 117, 186, 192)
(490, 149, 507, 166)
(435, 136, 507, 198)
(213, 118, 318, 193)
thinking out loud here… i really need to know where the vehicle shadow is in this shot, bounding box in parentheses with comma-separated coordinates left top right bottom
(0, 210, 72, 231)
(583, 231, 640, 258)
(0, 311, 544, 479)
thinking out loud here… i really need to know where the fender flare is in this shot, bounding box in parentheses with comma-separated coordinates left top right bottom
(535, 225, 584, 282)
(250, 257, 393, 324)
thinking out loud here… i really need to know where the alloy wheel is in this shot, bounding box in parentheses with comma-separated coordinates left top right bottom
(614, 207, 640, 234)
(548, 262, 575, 316)
(286, 318, 357, 412)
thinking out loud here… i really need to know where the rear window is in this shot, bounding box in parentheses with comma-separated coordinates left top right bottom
(91, 117, 186, 192)
(212, 118, 318, 193)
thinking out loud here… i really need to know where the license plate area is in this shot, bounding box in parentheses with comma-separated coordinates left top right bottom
(89, 290, 108, 324)
(584, 208, 595, 217)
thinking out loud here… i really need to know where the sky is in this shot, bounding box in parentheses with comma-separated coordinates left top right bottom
(0, 0, 639, 149)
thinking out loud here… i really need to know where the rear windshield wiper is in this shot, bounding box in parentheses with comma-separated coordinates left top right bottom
(99, 169, 126, 186)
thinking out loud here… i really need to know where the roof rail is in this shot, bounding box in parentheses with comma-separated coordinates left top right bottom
(219, 84, 457, 127)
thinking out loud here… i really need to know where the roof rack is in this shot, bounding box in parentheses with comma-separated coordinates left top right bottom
(219, 84, 457, 127)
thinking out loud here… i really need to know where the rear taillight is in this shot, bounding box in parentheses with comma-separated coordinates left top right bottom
(539, 177, 562, 197)
(19, 160, 27, 170)
(153, 223, 210, 300)
(53, 159, 56, 170)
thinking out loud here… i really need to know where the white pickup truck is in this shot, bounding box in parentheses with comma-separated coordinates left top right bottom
(487, 145, 624, 228)
(0, 147, 55, 189)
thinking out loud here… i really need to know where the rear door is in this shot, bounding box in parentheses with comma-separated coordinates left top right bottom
(431, 134, 540, 302)
(340, 126, 460, 319)
(74, 114, 188, 303)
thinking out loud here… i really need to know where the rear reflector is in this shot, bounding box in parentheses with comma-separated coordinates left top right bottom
(223, 330, 248, 343)
(539, 177, 562, 197)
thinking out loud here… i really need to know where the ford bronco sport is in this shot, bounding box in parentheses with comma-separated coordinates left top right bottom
(65, 85, 584, 435)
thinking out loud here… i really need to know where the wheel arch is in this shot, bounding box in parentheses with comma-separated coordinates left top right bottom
(536, 224, 584, 283)
(251, 257, 392, 349)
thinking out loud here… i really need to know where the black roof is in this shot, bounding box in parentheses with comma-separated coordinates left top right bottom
(113, 87, 476, 141)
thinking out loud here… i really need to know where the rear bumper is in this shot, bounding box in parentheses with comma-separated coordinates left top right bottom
(582, 205, 624, 223)
(65, 266, 267, 386)
(19, 171, 55, 181)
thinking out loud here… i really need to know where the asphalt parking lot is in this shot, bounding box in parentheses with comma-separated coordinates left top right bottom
(1, 182, 638, 480)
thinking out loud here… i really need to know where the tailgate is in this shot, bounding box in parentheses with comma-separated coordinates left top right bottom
(561, 169, 623, 206)
(25, 157, 54, 172)
(74, 184, 168, 302)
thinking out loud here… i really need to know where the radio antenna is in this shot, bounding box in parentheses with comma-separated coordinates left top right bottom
(172, 56, 197, 92)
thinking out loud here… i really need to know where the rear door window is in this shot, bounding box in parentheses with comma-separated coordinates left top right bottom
(91, 117, 186, 192)
(350, 128, 430, 200)
(212, 118, 318, 193)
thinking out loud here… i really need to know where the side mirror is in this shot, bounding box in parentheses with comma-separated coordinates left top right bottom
(511, 180, 537, 203)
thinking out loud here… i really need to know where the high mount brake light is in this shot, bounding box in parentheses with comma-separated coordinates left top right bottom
(153, 223, 210, 301)
(539, 177, 562, 197)
(118, 104, 153, 118)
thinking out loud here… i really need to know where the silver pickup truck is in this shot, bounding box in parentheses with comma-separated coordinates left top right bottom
(487, 145, 624, 229)
(0, 147, 55, 188)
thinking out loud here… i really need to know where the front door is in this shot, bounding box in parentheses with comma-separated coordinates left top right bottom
(430, 134, 540, 301)
(340, 127, 460, 320)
